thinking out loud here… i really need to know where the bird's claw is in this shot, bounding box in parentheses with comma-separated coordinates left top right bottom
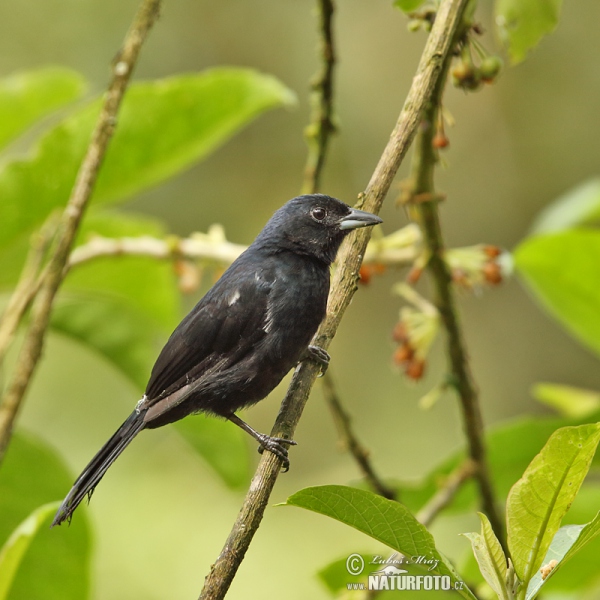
(305, 344, 330, 377)
(257, 435, 297, 472)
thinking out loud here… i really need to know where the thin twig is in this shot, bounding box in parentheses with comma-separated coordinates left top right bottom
(408, 35, 505, 544)
(322, 374, 396, 500)
(67, 230, 419, 269)
(416, 459, 477, 527)
(0, 214, 58, 367)
(0, 0, 161, 462)
(302, 0, 336, 194)
(199, 1, 471, 598)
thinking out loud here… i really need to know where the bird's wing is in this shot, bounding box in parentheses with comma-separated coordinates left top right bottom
(145, 262, 274, 401)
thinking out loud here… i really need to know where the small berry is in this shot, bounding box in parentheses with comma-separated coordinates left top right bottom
(405, 359, 425, 381)
(483, 245, 502, 258)
(482, 261, 502, 285)
(480, 56, 503, 82)
(393, 344, 414, 365)
(359, 265, 371, 285)
(432, 131, 450, 149)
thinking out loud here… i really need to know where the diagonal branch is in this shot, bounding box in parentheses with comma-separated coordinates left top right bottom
(0, 0, 162, 462)
(198, 1, 471, 598)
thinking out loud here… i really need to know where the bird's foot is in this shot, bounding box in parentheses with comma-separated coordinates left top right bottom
(304, 344, 330, 377)
(256, 435, 297, 472)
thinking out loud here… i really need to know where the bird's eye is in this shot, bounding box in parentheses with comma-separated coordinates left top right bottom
(311, 207, 327, 221)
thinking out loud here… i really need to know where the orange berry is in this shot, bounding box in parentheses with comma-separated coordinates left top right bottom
(394, 343, 414, 365)
(483, 245, 501, 258)
(483, 261, 502, 284)
(405, 359, 425, 380)
(406, 266, 423, 284)
(432, 132, 450, 149)
(359, 265, 372, 284)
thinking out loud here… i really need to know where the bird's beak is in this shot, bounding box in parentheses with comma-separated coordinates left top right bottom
(339, 208, 383, 231)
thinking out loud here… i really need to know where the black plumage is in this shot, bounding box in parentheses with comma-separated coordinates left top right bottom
(52, 194, 381, 526)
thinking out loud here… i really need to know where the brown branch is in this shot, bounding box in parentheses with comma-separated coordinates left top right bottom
(416, 459, 477, 528)
(408, 38, 505, 544)
(0, 215, 58, 366)
(198, 1, 471, 598)
(322, 374, 396, 500)
(302, 0, 336, 194)
(0, 0, 161, 462)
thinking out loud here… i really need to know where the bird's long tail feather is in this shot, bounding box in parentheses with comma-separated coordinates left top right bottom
(52, 410, 145, 527)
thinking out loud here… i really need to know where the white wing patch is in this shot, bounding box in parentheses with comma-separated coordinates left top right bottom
(228, 289, 241, 306)
(264, 296, 275, 333)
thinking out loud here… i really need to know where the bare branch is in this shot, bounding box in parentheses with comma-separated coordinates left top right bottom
(199, 1, 472, 597)
(416, 459, 477, 528)
(0, 0, 162, 461)
(322, 373, 397, 500)
(407, 28, 505, 544)
(302, 0, 336, 194)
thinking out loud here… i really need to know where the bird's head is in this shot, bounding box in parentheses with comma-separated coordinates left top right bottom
(256, 194, 383, 265)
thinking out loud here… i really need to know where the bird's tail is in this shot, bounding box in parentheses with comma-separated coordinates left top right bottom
(52, 410, 145, 527)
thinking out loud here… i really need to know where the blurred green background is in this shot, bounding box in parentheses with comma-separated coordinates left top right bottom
(2, 0, 600, 599)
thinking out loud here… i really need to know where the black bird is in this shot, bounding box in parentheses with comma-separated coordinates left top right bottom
(52, 194, 382, 526)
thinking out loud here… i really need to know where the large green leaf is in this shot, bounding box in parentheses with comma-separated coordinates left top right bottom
(0, 503, 60, 600)
(0, 432, 91, 600)
(0, 67, 86, 151)
(529, 179, 600, 235)
(495, 0, 563, 64)
(283, 485, 477, 600)
(0, 68, 295, 252)
(507, 423, 600, 589)
(515, 230, 600, 358)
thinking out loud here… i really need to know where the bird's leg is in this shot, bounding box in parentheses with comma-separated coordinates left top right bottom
(302, 344, 330, 377)
(227, 413, 297, 472)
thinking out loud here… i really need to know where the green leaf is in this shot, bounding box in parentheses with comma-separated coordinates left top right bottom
(529, 179, 600, 235)
(0, 432, 91, 600)
(0, 503, 60, 600)
(515, 230, 600, 358)
(0, 67, 86, 151)
(525, 511, 600, 599)
(0, 68, 295, 252)
(495, 0, 563, 64)
(532, 383, 600, 419)
(174, 416, 250, 490)
(50, 210, 178, 389)
(506, 423, 600, 588)
(462, 513, 509, 600)
(283, 485, 477, 600)
(393, 0, 426, 13)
